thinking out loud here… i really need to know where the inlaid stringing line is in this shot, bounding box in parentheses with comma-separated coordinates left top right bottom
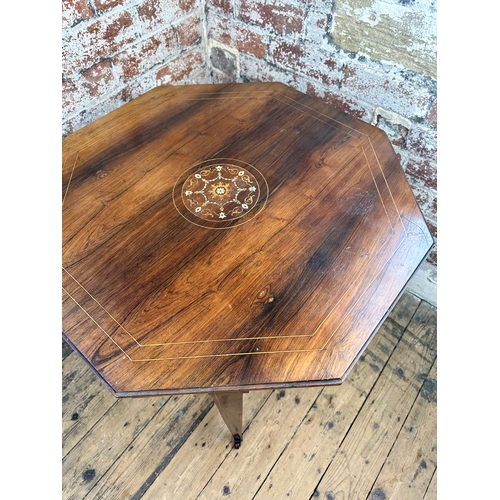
(62, 231, 418, 361)
(309, 236, 393, 343)
(128, 348, 323, 362)
(63, 284, 324, 362)
(319, 235, 412, 350)
(364, 134, 408, 237)
(140, 333, 313, 347)
(276, 97, 395, 231)
(62, 286, 133, 361)
(63, 267, 141, 346)
(62, 151, 79, 207)
(63, 266, 313, 347)
(279, 95, 408, 234)
(355, 136, 395, 231)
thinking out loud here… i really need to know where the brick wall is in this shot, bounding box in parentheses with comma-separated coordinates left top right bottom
(62, 0, 437, 303)
(62, 0, 209, 136)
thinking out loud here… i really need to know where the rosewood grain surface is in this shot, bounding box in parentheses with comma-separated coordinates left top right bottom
(62, 82, 433, 397)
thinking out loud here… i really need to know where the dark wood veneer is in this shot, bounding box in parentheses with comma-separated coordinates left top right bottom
(62, 82, 433, 399)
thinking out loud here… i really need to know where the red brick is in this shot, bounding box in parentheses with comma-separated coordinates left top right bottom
(238, 0, 304, 36)
(156, 49, 204, 84)
(272, 40, 338, 86)
(407, 178, 437, 223)
(427, 98, 437, 128)
(179, 0, 197, 12)
(209, 15, 267, 58)
(177, 15, 202, 47)
(426, 220, 437, 240)
(103, 77, 155, 111)
(405, 124, 437, 163)
(235, 29, 267, 59)
(273, 39, 305, 66)
(62, 78, 82, 116)
(113, 29, 176, 81)
(62, 0, 94, 29)
(103, 11, 134, 41)
(404, 156, 437, 190)
(81, 59, 115, 98)
(139, 0, 160, 22)
(306, 82, 366, 120)
(206, 0, 233, 14)
(63, 115, 81, 137)
(138, 0, 168, 31)
(139, 0, 197, 30)
(63, 10, 136, 75)
(94, 0, 125, 10)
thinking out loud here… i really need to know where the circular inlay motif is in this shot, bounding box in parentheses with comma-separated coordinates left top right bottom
(173, 159, 268, 229)
(182, 164, 259, 221)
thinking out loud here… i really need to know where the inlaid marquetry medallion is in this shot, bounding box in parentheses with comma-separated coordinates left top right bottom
(173, 159, 268, 229)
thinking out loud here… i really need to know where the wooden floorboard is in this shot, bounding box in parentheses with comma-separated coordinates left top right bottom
(62, 290, 437, 500)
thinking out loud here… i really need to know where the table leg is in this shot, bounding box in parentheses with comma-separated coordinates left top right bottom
(210, 391, 248, 448)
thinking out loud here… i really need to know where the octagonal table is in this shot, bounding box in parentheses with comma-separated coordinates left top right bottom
(62, 82, 433, 448)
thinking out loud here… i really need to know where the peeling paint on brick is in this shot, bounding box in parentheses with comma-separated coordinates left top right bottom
(371, 106, 412, 147)
(340, 63, 434, 120)
(304, 8, 333, 46)
(271, 40, 340, 86)
(62, 0, 210, 136)
(62, 74, 157, 136)
(306, 82, 367, 120)
(63, 9, 137, 76)
(62, 78, 83, 116)
(239, 52, 301, 88)
(426, 98, 437, 128)
(406, 124, 437, 163)
(179, 0, 197, 13)
(113, 29, 177, 82)
(206, 0, 233, 14)
(405, 157, 437, 190)
(94, 0, 125, 11)
(237, 0, 304, 36)
(82, 59, 115, 98)
(207, 12, 268, 59)
(139, 0, 159, 22)
(156, 48, 205, 84)
(62, 0, 94, 29)
(178, 15, 202, 47)
(407, 178, 437, 222)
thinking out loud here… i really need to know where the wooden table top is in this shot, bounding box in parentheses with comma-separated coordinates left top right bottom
(62, 82, 433, 397)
